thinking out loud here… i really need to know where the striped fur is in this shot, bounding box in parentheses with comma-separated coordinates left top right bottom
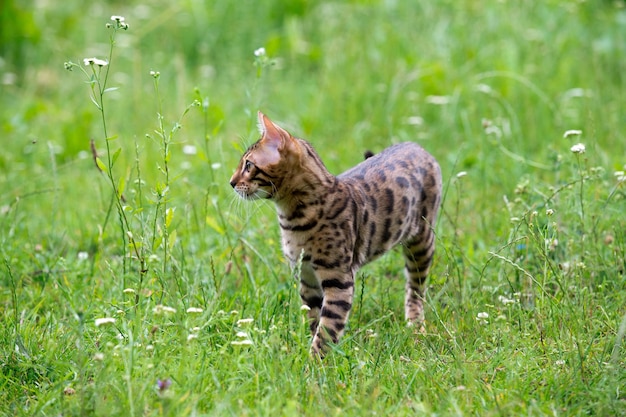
(230, 112, 442, 356)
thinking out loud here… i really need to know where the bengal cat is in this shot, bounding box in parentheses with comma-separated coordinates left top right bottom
(230, 112, 442, 357)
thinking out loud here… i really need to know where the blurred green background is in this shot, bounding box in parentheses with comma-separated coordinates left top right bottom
(2, 0, 624, 236)
(1, 0, 625, 415)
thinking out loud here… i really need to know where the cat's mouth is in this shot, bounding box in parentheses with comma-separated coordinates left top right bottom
(232, 184, 272, 200)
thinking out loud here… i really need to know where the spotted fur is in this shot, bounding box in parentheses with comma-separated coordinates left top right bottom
(230, 112, 442, 356)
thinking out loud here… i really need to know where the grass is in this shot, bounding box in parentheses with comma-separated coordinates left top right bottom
(1, 0, 625, 415)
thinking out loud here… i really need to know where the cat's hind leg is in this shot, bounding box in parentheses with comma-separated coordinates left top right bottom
(402, 230, 436, 327)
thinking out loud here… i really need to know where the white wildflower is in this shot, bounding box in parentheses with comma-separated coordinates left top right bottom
(83, 57, 108, 67)
(182, 145, 197, 155)
(187, 334, 198, 342)
(546, 208, 554, 216)
(563, 129, 582, 138)
(497, 295, 516, 305)
(425, 95, 451, 105)
(123, 288, 136, 294)
(235, 331, 249, 339)
(186, 307, 204, 314)
(153, 304, 177, 314)
(77, 251, 88, 261)
(300, 304, 311, 311)
(93, 352, 105, 361)
(406, 116, 424, 126)
(555, 359, 566, 366)
(231, 339, 253, 346)
(456, 171, 467, 179)
(476, 312, 489, 325)
(570, 143, 586, 154)
(95, 317, 116, 327)
(236, 318, 254, 326)
(614, 171, 625, 182)
(111, 15, 125, 22)
(254, 47, 266, 57)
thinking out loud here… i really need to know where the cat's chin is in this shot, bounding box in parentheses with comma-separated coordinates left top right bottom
(235, 190, 267, 201)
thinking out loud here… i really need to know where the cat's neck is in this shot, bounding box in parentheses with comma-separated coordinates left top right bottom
(274, 140, 337, 214)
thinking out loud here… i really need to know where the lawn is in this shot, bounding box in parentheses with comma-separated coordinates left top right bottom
(1, 0, 625, 415)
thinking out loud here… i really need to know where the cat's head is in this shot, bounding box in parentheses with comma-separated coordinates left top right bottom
(229, 112, 300, 200)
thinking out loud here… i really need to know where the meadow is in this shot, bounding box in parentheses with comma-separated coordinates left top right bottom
(1, 0, 625, 415)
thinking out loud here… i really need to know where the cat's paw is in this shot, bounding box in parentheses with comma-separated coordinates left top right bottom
(406, 320, 426, 335)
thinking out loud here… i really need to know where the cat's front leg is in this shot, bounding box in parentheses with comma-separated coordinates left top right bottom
(310, 267, 355, 357)
(298, 262, 323, 335)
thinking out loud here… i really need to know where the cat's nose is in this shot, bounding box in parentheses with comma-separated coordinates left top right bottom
(229, 179, 237, 188)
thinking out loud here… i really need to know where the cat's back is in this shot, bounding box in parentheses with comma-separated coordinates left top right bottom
(338, 142, 440, 188)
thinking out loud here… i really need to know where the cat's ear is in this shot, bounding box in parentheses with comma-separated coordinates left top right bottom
(258, 111, 289, 150)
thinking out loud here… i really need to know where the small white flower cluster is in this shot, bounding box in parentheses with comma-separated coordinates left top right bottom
(187, 326, 201, 342)
(95, 317, 116, 327)
(231, 317, 255, 346)
(563, 129, 586, 155)
(108, 15, 129, 30)
(570, 143, 586, 154)
(476, 312, 489, 325)
(563, 129, 582, 138)
(83, 57, 109, 67)
(546, 238, 559, 251)
(153, 304, 177, 315)
(253, 46, 274, 72)
(615, 168, 625, 183)
(182, 145, 197, 155)
(498, 295, 517, 305)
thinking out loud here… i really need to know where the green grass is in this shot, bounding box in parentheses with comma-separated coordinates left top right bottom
(1, 0, 625, 415)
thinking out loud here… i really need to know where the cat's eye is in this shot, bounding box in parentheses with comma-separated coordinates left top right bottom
(244, 160, 253, 172)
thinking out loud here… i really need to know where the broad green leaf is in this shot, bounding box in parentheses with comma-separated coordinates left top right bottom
(111, 147, 121, 167)
(117, 177, 126, 198)
(95, 157, 108, 173)
(165, 207, 175, 229)
(153, 235, 163, 252)
(167, 229, 177, 250)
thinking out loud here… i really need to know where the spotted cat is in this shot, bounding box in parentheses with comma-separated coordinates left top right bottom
(230, 112, 442, 356)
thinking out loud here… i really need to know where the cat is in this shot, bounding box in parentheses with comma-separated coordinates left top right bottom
(230, 112, 442, 356)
